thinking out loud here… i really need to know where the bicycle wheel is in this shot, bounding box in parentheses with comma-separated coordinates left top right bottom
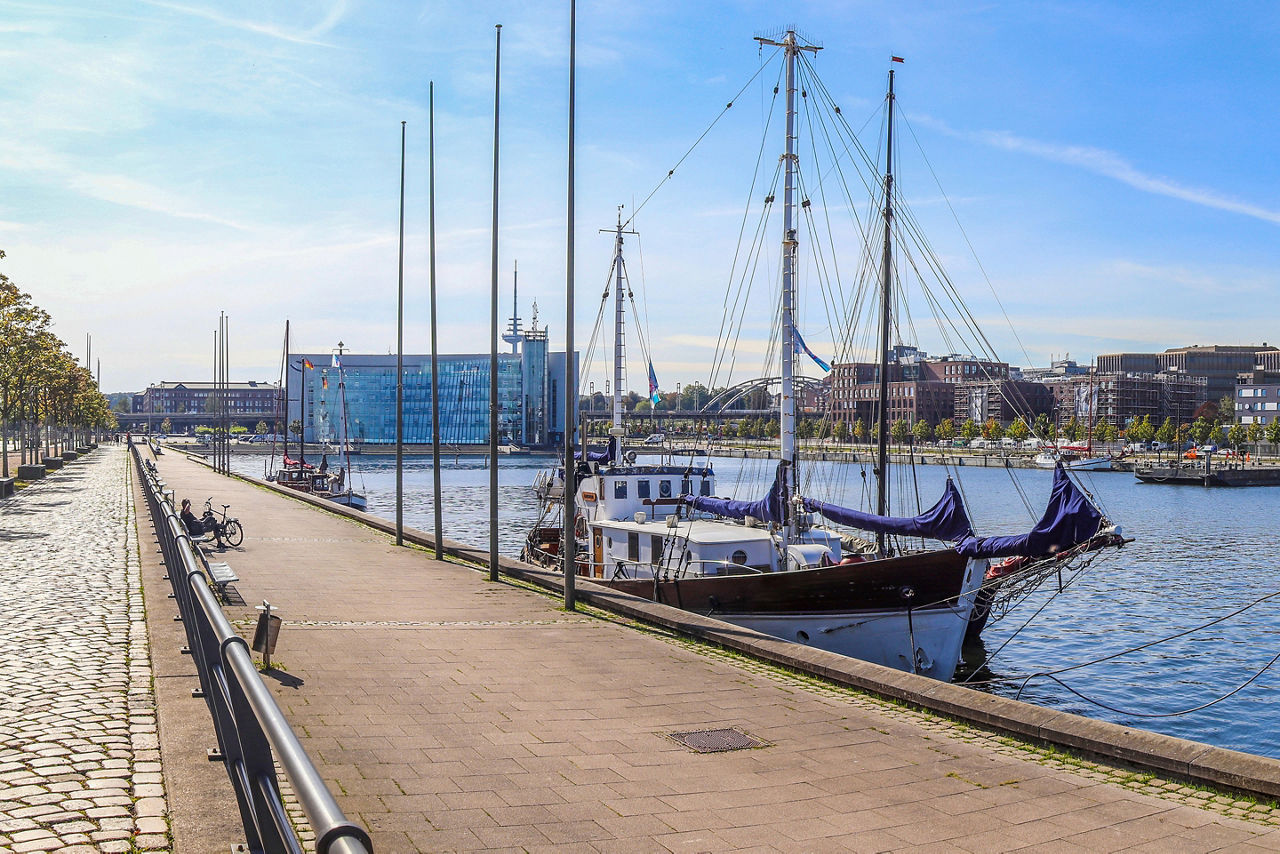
(224, 519, 244, 547)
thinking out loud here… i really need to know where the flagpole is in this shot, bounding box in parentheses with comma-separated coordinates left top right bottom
(489, 23, 502, 583)
(563, 0, 577, 611)
(396, 120, 406, 546)
(429, 81, 444, 561)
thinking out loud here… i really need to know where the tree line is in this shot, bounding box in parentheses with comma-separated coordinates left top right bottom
(1, 251, 116, 478)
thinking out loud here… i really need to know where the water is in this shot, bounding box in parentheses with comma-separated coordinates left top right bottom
(231, 450, 1280, 759)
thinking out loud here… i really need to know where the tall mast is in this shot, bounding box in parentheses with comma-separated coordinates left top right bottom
(612, 211, 625, 431)
(756, 29, 820, 548)
(875, 68, 896, 553)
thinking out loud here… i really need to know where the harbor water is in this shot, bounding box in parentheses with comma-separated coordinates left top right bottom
(231, 450, 1280, 759)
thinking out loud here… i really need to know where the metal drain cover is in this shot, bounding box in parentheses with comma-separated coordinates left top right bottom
(668, 727, 764, 753)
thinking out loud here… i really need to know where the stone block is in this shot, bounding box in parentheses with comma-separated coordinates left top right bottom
(16, 464, 44, 481)
(62, 451, 79, 461)
(0, 477, 13, 497)
(42, 457, 64, 469)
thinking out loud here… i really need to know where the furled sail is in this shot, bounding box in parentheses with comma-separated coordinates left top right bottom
(684, 461, 786, 523)
(955, 464, 1103, 559)
(802, 479, 975, 543)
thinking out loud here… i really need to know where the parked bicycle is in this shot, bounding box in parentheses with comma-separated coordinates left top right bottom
(203, 497, 244, 547)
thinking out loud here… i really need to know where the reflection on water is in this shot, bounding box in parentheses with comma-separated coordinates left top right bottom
(231, 451, 1280, 758)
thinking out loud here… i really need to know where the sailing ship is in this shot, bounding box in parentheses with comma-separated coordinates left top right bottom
(525, 31, 1127, 681)
(267, 325, 366, 511)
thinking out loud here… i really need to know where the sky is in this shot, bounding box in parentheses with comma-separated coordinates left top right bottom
(3, 0, 1280, 395)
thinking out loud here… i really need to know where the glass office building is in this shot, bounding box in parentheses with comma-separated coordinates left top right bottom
(287, 343, 575, 448)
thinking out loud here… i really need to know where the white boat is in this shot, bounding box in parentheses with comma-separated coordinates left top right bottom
(1034, 445, 1112, 471)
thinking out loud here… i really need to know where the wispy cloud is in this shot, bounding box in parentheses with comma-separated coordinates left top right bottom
(136, 0, 347, 47)
(918, 116, 1280, 226)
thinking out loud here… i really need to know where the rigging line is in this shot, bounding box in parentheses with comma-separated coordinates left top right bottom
(625, 49, 784, 230)
(1015, 658, 1280, 719)
(900, 110, 1035, 371)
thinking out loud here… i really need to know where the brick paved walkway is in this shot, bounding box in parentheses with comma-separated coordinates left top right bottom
(0, 447, 169, 853)
(150, 450, 1280, 853)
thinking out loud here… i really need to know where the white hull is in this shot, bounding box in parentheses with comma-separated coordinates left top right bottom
(718, 564, 983, 681)
(1034, 452, 1111, 471)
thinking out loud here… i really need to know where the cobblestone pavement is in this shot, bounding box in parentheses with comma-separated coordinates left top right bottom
(0, 447, 169, 853)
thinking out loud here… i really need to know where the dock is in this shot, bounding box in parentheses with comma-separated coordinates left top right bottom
(7, 444, 1280, 851)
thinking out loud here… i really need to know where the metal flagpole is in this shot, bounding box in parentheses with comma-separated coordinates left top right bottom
(563, 0, 577, 610)
(396, 121, 406, 546)
(489, 23, 502, 582)
(429, 81, 444, 561)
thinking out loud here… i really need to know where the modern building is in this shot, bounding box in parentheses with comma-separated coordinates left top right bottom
(1097, 345, 1277, 406)
(1236, 383, 1280, 426)
(828, 349, 1011, 427)
(954, 380, 1054, 425)
(289, 316, 576, 448)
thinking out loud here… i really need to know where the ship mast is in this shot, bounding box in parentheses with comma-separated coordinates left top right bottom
(875, 68, 896, 555)
(600, 207, 636, 455)
(756, 29, 820, 548)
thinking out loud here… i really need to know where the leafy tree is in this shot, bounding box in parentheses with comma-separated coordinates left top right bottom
(1191, 416, 1215, 445)
(1247, 421, 1264, 443)
(833, 419, 850, 443)
(1128, 415, 1155, 443)
(1031, 413, 1053, 441)
(160, 418, 172, 434)
(814, 418, 831, 440)
(255, 420, 270, 435)
(1062, 416, 1082, 442)
(852, 417, 867, 444)
(959, 418, 980, 440)
(935, 418, 955, 441)
(981, 418, 1003, 440)
(1156, 417, 1177, 445)
(195, 425, 213, 435)
(1267, 418, 1280, 446)
(1006, 419, 1030, 442)
(289, 419, 302, 439)
(890, 418, 910, 445)
(912, 419, 933, 443)
(1219, 394, 1235, 422)
(230, 424, 248, 434)
(1227, 422, 1246, 447)
(796, 417, 814, 441)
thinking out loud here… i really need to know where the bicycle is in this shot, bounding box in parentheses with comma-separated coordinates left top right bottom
(203, 497, 244, 547)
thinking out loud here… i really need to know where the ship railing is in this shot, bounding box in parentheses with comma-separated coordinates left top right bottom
(607, 557, 766, 581)
(130, 444, 373, 854)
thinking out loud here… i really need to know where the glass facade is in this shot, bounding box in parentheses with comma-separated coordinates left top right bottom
(288, 349, 574, 447)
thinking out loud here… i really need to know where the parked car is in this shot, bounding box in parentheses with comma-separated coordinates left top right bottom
(643, 433, 665, 445)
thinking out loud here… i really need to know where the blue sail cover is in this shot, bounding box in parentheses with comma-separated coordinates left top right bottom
(684, 462, 786, 523)
(802, 479, 975, 543)
(955, 463, 1103, 559)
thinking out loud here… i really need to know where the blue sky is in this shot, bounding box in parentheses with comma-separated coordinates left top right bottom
(3, 1, 1279, 394)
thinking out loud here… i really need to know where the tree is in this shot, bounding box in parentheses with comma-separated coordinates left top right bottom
(1247, 421, 1264, 443)
(852, 417, 867, 444)
(160, 417, 172, 434)
(1032, 413, 1053, 441)
(255, 420, 270, 435)
(1006, 419, 1030, 442)
(935, 418, 955, 441)
(796, 417, 814, 441)
(1062, 416, 1083, 442)
(890, 418, 910, 445)
(289, 419, 302, 439)
(1156, 417, 1177, 445)
(981, 418, 1004, 440)
(1128, 415, 1155, 443)
(814, 418, 831, 440)
(912, 419, 933, 443)
(737, 418, 754, 439)
(1191, 416, 1215, 445)
(1219, 394, 1236, 423)
(1267, 418, 1280, 446)
(230, 424, 248, 434)
(1227, 422, 1246, 447)
(960, 418, 980, 440)
(833, 419, 850, 443)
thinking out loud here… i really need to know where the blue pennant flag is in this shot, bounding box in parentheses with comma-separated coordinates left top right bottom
(648, 360, 661, 404)
(792, 327, 831, 372)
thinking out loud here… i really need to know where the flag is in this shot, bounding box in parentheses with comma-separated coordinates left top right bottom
(891, 55, 905, 63)
(648, 361, 661, 404)
(321, 372, 329, 390)
(331, 353, 341, 368)
(792, 327, 831, 372)
(302, 358, 314, 370)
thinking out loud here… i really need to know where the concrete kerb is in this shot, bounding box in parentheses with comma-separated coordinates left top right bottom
(199, 453, 1280, 803)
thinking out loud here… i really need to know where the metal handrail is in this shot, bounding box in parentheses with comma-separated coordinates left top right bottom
(131, 445, 372, 854)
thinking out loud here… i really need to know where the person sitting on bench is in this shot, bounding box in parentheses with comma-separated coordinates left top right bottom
(180, 498, 224, 547)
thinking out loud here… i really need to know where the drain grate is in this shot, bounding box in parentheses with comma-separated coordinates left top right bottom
(668, 727, 764, 753)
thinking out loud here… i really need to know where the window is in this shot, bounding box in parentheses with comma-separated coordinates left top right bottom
(731, 549, 748, 566)
(637, 480, 650, 499)
(650, 535, 663, 564)
(614, 480, 627, 499)
(628, 532, 639, 562)
(700, 479, 712, 496)
(681, 478, 691, 495)
(659, 480, 672, 498)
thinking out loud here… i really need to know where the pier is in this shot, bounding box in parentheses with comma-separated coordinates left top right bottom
(6, 444, 1280, 851)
